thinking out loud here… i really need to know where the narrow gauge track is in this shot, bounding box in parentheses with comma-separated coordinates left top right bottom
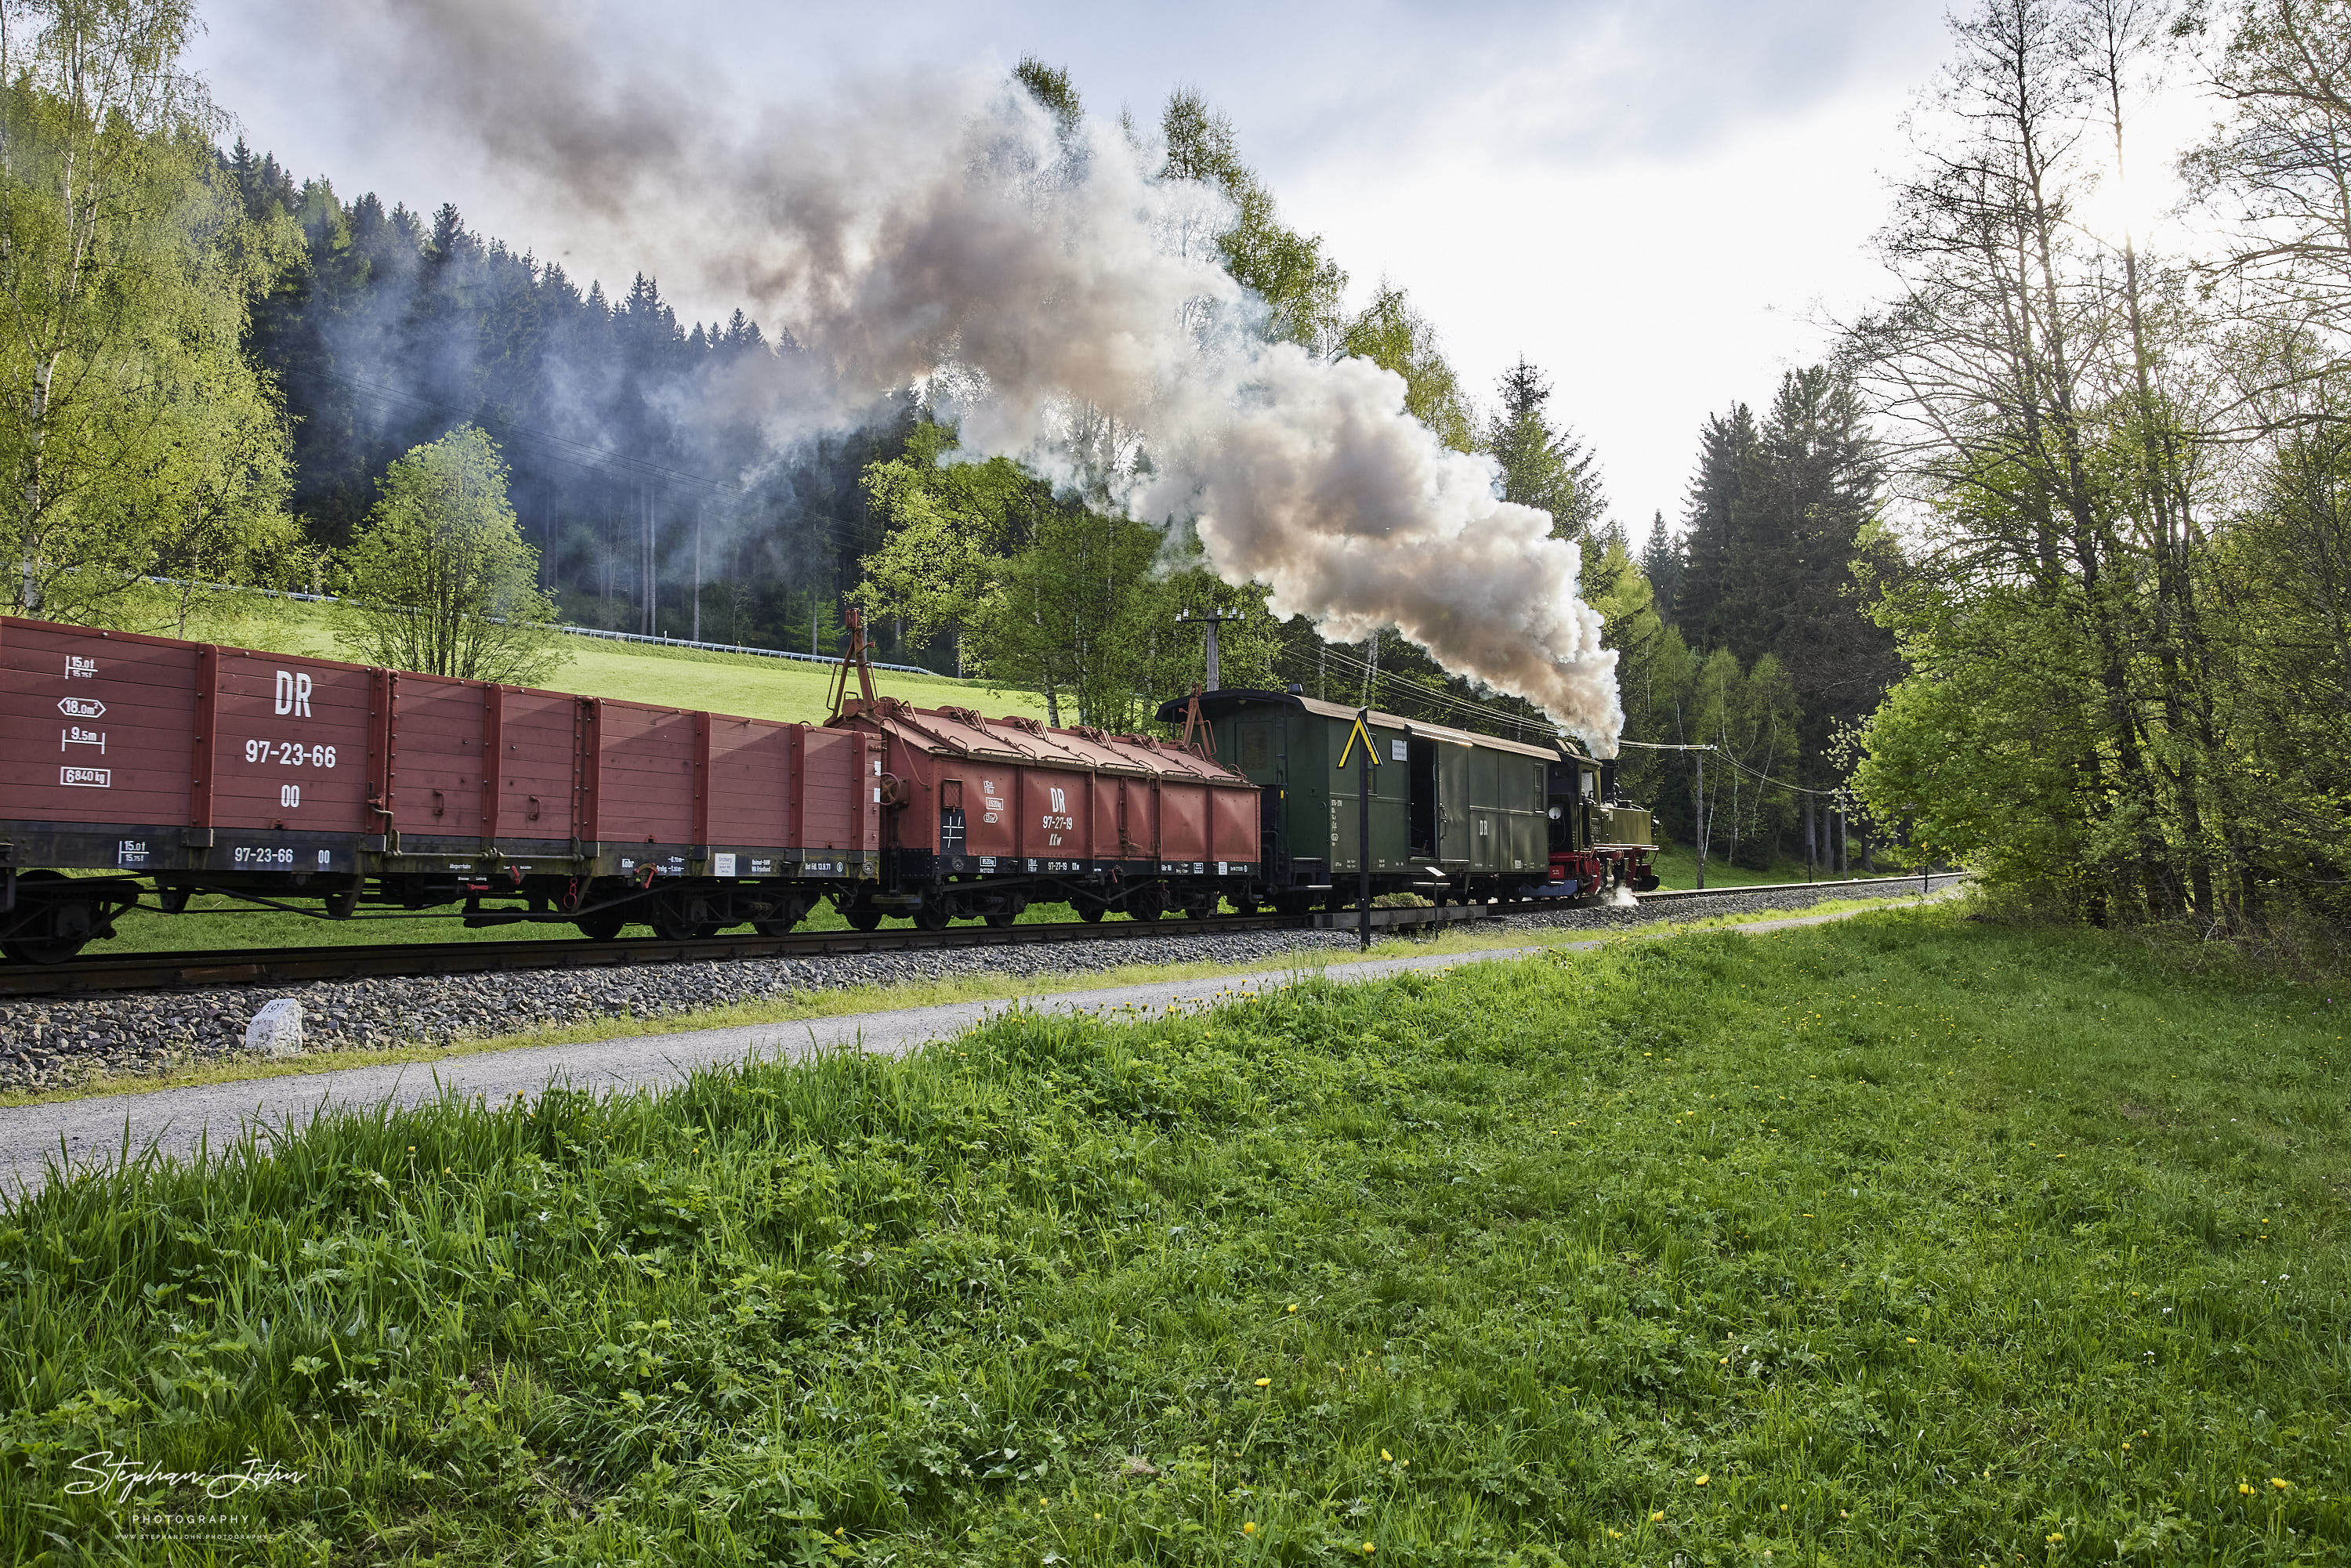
(0, 874, 1955, 998)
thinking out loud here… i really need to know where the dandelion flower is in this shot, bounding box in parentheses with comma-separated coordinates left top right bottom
(1906, 1337, 1918, 1344)
(1244, 1523, 1257, 1534)
(1650, 1510, 1664, 1522)
(1255, 1378, 1271, 1387)
(1381, 1449, 1392, 1462)
(2239, 1482, 2255, 1495)
(1694, 1473, 1709, 1487)
(2046, 1532, 2063, 1544)
(1362, 1544, 1375, 1555)
(1288, 1304, 1297, 1313)
(2273, 1478, 2291, 1490)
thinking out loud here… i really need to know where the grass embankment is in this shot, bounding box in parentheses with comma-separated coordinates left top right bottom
(6, 911, 2347, 1564)
(163, 592, 1042, 726)
(0, 894, 1928, 1112)
(1646, 842, 1844, 890)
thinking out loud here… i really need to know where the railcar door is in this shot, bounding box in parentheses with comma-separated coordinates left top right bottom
(1407, 737, 1437, 857)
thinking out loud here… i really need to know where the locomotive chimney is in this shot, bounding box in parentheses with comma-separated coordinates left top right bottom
(1599, 759, 1617, 803)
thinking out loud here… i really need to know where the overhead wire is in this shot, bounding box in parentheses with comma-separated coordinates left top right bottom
(1309, 643, 1559, 741)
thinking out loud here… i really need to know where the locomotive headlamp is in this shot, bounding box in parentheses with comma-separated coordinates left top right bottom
(1548, 806, 1563, 820)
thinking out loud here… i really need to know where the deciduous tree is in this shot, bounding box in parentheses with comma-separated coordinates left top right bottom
(335, 426, 563, 683)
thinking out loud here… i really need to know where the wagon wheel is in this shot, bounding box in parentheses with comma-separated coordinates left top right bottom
(752, 913, 801, 936)
(0, 871, 96, 966)
(983, 911, 1018, 929)
(842, 904, 885, 932)
(1074, 902, 1105, 924)
(574, 911, 627, 941)
(913, 899, 952, 932)
(1183, 900, 1215, 920)
(653, 901, 723, 941)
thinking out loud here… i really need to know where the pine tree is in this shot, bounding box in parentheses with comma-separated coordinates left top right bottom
(1483, 357, 1603, 541)
(1640, 511, 1683, 630)
(1675, 403, 1758, 646)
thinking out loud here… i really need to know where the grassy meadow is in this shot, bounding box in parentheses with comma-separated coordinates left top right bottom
(172, 592, 1045, 727)
(92, 889, 1140, 958)
(1642, 843, 1886, 891)
(3, 907, 2346, 1566)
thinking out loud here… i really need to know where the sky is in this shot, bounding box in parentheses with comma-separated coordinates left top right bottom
(188, 0, 2013, 538)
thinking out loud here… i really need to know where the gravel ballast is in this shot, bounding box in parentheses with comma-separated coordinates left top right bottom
(0, 875, 1963, 1093)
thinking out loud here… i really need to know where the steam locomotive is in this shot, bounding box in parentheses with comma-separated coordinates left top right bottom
(0, 614, 1654, 964)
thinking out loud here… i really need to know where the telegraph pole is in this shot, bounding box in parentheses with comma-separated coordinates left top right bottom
(1613, 741, 1719, 889)
(1175, 608, 1244, 690)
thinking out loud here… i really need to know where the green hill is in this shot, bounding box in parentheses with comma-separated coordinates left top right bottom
(147, 594, 1050, 726)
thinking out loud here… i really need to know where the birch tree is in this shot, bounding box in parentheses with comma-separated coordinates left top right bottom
(0, 0, 295, 621)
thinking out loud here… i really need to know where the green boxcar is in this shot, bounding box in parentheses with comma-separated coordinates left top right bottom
(1160, 688, 1567, 909)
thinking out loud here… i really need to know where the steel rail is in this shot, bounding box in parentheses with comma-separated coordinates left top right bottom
(0, 873, 1961, 998)
(1628, 871, 1965, 903)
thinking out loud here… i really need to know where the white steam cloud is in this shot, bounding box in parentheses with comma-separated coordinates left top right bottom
(324, 0, 1624, 751)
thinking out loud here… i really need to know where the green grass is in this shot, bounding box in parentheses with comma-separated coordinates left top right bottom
(1646, 842, 1846, 889)
(168, 593, 1045, 726)
(5, 910, 2348, 1565)
(92, 890, 1162, 957)
(0, 891, 1936, 1113)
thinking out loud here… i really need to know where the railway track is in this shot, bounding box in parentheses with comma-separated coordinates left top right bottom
(0, 873, 1958, 998)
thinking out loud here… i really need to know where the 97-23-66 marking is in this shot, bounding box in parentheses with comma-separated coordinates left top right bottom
(244, 740, 337, 767)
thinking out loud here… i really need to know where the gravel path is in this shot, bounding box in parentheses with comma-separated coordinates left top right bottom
(0, 874, 1965, 1095)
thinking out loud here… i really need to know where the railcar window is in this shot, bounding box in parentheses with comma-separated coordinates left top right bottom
(1238, 723, 1271, 772)
(1581, 770, 1597, 798)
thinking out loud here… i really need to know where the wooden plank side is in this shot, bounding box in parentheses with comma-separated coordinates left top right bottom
(797, 727, 865, 851)
(494, 689, 578, 841)
(0, 619, 198, 824)
(704, 717, 791, 846)
(201, 650, 373, 834)
(386, 675, 487, 836)
(856, 733, 880, 853)
(591, 703, 694, 842)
